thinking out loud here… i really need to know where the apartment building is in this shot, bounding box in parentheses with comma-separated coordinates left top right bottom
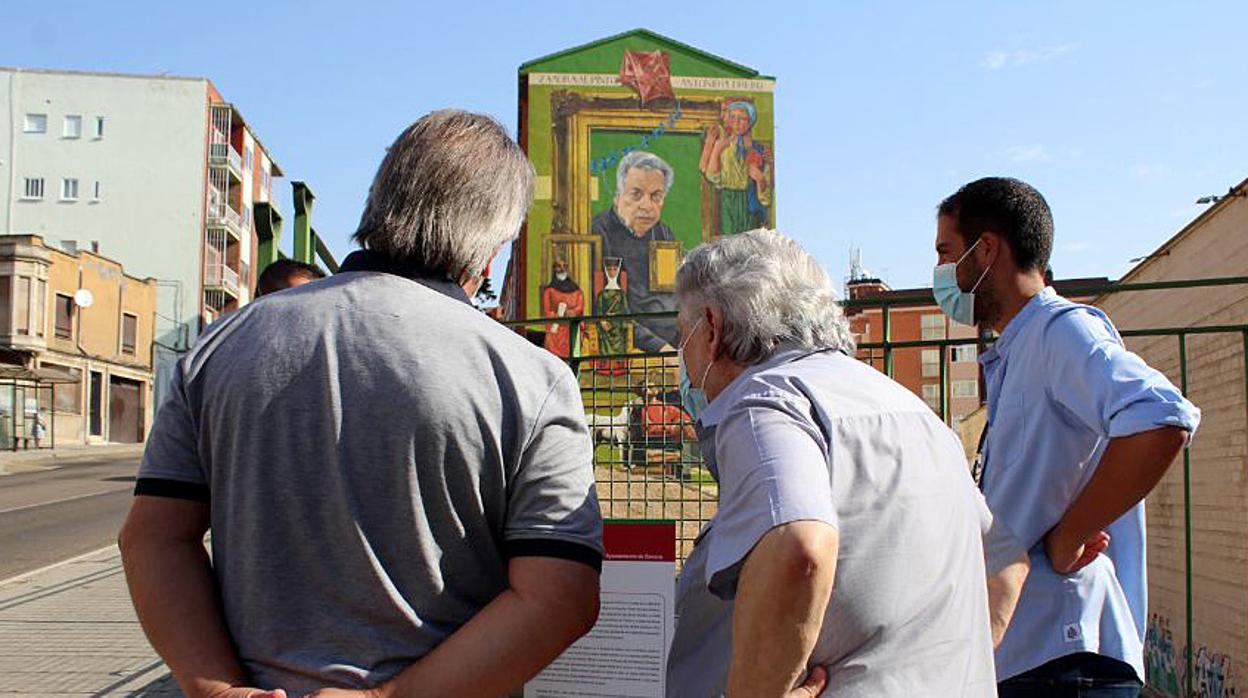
(0, 234, 156, 447)
(0, 67, 282, 403)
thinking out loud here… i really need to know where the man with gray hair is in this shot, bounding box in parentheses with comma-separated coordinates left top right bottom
(121, 110, 603, 697)
(591, 150, 679, 351)
(666, 229, 1027, 696)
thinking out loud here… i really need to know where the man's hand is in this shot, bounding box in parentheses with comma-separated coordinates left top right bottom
(304, 687, 384, 698)
(1045, 527, 1111, 575)
(203, 688, 287, 698)
(782, 665, 828, 697)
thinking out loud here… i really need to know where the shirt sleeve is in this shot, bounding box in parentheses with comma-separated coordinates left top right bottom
(135, 358, 210, 502)
(505, 370, 604, 571)
(705, 392, 836, 599)
(1043, 308, 1201, 439)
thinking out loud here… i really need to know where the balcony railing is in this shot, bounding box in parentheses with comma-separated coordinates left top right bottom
(205, 187, 244, 239)
(204, 262, 240, 298)
(208, 141, 244, 177)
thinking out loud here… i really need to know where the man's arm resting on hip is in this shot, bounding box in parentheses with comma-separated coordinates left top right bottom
(987, 553, 1029, 648)
(1046, 426, 1189, 573)
(365, 554, 600, 698)
(119, 495, 276, 698)
(729, 520, 836, 698)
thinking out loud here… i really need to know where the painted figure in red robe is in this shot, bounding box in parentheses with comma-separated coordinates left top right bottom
(541, 258, 584, 357)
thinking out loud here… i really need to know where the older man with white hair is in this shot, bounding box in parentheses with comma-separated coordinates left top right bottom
(666, 229, 1027, 697)
(591, 150, 680, 352)
(120, 110, 603, 697)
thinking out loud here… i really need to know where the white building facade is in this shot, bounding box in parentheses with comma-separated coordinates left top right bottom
(0, 67, 281, 407)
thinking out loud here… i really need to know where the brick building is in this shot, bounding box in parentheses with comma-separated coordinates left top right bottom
(1093, 178, 1248, 696)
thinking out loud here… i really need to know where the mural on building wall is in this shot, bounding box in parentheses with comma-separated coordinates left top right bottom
(1146, 613, 1240, 698)
(507, 31, 775, 473)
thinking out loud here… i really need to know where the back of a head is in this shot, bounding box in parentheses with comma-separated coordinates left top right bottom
(255, 259, 326, 297)
(676, 229, 854, 364)
(353, 109, 535, 280)
(938, 177, 1054, 272)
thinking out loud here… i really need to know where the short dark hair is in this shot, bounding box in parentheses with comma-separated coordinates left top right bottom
(255, 259, 325, 297)
(938, 177, 1053, 272)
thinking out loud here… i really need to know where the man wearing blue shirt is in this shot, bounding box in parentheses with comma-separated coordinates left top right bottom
(933, 177, 1200, 697)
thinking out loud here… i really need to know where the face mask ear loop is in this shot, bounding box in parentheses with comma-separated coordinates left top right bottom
(970, 260, 993, 294)
(698, 358, 714, 391)
(955, 236, 982, 266)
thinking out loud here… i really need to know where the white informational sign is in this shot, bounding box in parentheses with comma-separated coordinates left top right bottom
(526, 520, 676, 698)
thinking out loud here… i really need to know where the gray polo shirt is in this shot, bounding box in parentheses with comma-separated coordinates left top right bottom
(137, 257, 603, 692)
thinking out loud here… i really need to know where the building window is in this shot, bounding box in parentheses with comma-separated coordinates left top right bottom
(61, 178, 80, 201)
(121, 313, 137, 355)
(95, 116, 105, 139)
(0, 279, 10, 332)
(92, 181, 103, 201)
(33, 279, 46, 338)
(952, 344, 978, 363)
(242, 204, 252, 230)
(89, 371, 104, 437)
(953, 379, 980, 399)
(921, 384, 941, 412)
(262, 169, 272, 197)
(23, 113, 47, 133)
(64, 115, 83, 139)
(921, 314, 947, 341)
(22, 177, 45, 200)
(54, 294, 73, 340)
(243, 145, 253, 173)
(14, 277, 30, 335)
(921, 349, 940, 378)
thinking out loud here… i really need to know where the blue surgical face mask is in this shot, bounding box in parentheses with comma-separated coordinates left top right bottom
(932, 237, 992, 326)
(678, 318, 713, 422)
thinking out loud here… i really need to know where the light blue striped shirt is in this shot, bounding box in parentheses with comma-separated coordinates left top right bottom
(980, 287, 1201, 682)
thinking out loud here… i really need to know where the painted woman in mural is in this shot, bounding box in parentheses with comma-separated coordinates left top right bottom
(700, 99, 772, 235)
(594, 256, 630, 375)
(541, 258, 584, 358)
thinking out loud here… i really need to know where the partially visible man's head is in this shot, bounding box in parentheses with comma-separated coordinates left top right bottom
(936, 177, 1053, 273)
(353, 109, 534, 282)
(255, 259, 326, 297)
(675, 229, 854, 366)
(614, 151, 673, 237)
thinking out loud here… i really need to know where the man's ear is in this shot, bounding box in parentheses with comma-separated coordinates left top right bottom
(706, 305, 723, 360)
(980, 231, 1004, 268)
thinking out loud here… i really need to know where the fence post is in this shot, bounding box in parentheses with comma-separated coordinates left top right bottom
(1179, 333, 1192, 698)
(882, 303, 893, 378)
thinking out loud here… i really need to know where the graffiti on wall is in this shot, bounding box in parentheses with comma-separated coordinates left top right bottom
(1146, 613, 1239, 698)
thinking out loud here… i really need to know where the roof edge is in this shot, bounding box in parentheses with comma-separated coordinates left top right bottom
(1117, 175, 1248, 284)
(519, 28, 764, 78)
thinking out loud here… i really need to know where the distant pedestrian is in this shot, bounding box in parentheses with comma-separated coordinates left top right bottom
(934, 177, 1200, 696)
(254, 258, 325, 297)
(120, 109, 602, 697)
(31, 412, 46, 448)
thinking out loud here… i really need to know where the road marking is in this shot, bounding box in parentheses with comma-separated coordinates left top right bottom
(0, 487, 130, 516)
(0, 542, 119, 587)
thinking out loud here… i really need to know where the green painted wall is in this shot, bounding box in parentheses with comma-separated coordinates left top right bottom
(516, 30, 775, 319)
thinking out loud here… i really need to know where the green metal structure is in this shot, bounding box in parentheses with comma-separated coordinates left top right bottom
(254, 181, 340, 282)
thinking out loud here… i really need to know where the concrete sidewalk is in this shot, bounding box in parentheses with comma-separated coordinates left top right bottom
(0, 546, 179, 696)
(0, 444, 145, 476)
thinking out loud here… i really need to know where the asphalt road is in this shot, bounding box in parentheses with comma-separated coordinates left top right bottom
(0, 455, 140, 580)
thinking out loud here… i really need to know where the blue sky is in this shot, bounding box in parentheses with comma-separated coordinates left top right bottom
(6, 1, 1246, 294)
